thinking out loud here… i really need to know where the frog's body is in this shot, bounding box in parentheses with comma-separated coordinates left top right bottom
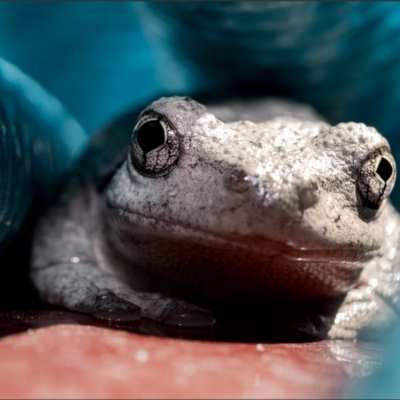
(31, 96, 400, 339)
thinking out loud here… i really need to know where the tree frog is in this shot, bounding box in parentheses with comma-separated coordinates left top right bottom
(30, 96, 400, 340)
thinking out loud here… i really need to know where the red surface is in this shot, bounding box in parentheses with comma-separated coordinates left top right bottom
(0, 323, 375, 399)
(0, 307, 384, 399)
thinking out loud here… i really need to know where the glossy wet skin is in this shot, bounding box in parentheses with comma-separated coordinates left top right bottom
(104, 97, 396, 305)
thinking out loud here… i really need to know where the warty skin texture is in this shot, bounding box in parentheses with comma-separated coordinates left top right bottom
(31, 96, 400, 340)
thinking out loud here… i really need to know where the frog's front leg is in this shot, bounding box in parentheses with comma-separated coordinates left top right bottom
(31, 178, 214, 326)
(31, 179, 142, 321)
(328, 284, 400, 340)
(329, 207, 400, 340)
(32, 262, 142, 320)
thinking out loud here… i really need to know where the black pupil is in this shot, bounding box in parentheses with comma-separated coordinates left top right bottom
(376, 157, 393, 182)
(136, 120, 165, 154)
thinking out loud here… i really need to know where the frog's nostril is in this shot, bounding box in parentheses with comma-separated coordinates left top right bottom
(298, 181, 319, 212)
(225, 169, 253, 193)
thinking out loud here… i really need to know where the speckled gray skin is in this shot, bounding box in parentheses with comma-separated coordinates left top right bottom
(31, 96, 400, 339)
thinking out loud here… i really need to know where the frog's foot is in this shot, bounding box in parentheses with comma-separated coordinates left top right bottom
(328, 286, 400, 340)
(114, 289, 216, 327)
(31, 263, 141, 321)
(87, 288, 141, 321)
(31, 262, 215, 327)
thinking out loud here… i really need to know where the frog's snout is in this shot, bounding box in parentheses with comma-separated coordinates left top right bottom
(224, 168, 319, 212)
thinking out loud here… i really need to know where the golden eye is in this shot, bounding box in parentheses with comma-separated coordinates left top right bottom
(357, 147, 396, 210)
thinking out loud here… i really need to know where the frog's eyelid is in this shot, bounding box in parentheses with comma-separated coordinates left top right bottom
(134, 111, 161, 132)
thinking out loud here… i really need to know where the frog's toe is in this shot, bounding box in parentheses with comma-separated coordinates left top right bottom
(89, 288, 142, 321)
(142, 297, 215, 327)
(328, 287, 400, 340)
(162, 302, 216, 327)
(328, 325, 357, 340)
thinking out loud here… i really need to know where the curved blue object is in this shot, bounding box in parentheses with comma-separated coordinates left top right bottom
(344, 329, 400, 398)
(0, 57, 87, 257)
(0, 2, 162, 134)
(137, 2, 400, 131)
(0, 6, 400, 397)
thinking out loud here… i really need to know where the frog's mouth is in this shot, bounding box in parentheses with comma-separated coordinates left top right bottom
(107, 203, 374, 304)
(107, 202, 376, 263)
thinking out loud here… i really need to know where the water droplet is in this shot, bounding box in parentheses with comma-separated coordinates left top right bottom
(70, 257, 80, 263)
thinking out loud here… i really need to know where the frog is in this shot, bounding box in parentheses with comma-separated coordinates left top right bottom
(30, 96, 400, 340)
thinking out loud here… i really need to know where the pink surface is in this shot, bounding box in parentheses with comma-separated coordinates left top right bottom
(0, 323, 369, 399)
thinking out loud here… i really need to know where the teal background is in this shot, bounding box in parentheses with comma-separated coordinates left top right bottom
(0, 3, 400, 397)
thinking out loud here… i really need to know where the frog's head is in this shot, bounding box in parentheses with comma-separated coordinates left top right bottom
(105, 96, 397, 305)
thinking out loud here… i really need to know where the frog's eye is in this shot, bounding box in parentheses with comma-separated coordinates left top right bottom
(357, 147, 396, 210)
(131, 115, 180, 177)
(136, 120, 165, 154)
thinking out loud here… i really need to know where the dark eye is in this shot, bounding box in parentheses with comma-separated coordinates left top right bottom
(376, 157, 393, 182)
(131, 116, 180, 177)
(136, 120, 165, 154)
(357, 148, 396, 210)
